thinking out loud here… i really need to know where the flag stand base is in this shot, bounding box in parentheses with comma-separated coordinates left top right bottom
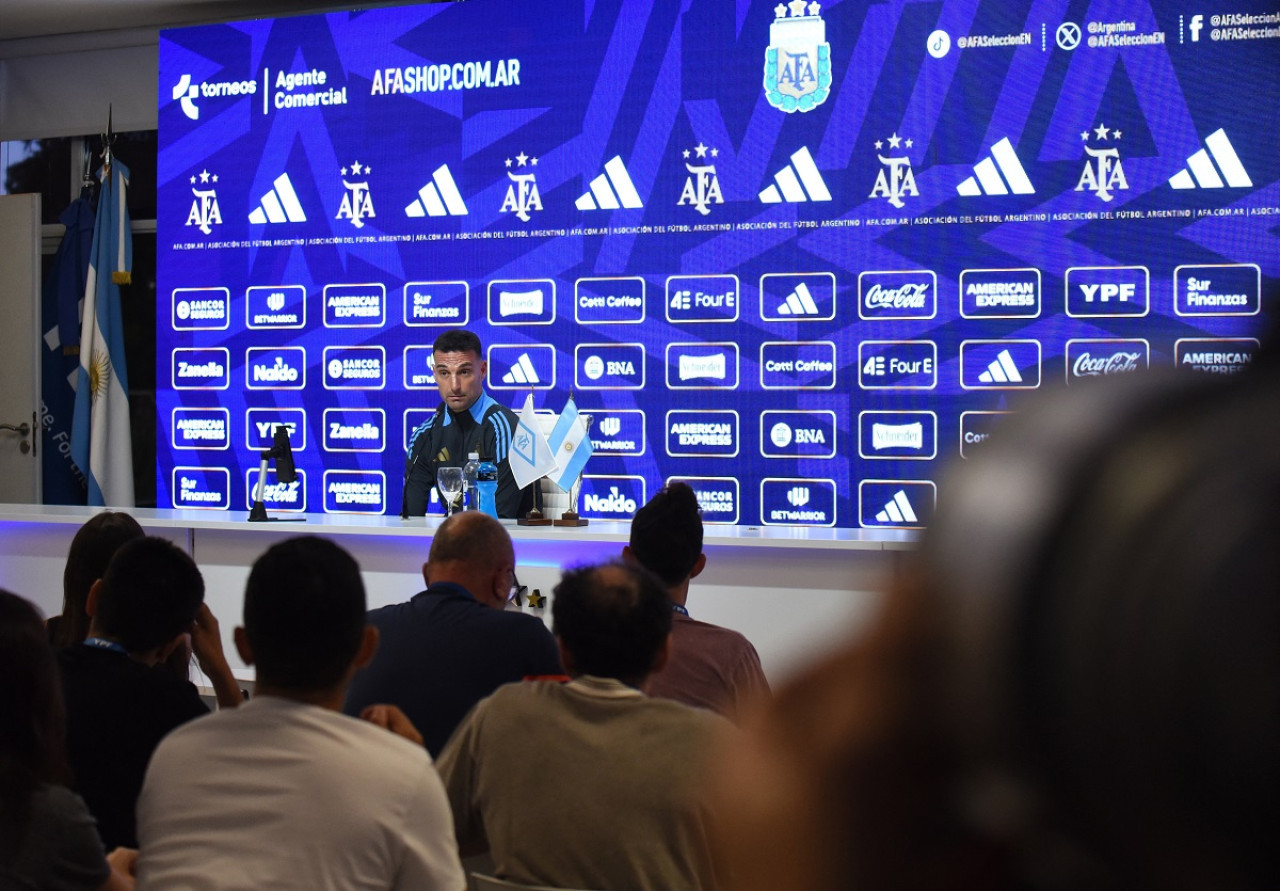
(553, 510, 589, 527)
(517, 508, 553, 527)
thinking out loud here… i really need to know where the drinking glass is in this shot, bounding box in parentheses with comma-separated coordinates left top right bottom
(437, 466, 464, 517)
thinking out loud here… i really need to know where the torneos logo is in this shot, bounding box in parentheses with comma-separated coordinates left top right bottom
(770, 422, 793, 447)
(172, 73, 257, 121)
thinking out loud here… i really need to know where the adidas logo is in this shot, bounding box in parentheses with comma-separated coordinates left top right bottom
(249, 174, 307, 224)
(575, 156, 643, 211)
(956, 137, 1035, 196)
(978, 349, 1023, 384)
(405, 164, 468, 217)
(876, 489, 918, 524)
(776, 282, 821, 316)
(1168, 128, 1252, 190)
(501, 353, 541, 385)
(759, 146, 831, 203)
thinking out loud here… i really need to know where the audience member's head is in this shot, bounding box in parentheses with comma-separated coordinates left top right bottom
(625, 482, 704, 588)
(240, 536, 369, 695)
(89, 536, 204, 657)
(425, 512, 516, 608)
(552, 561, 672, 687)
(712, 369, 1280, 891)
(0, 590, 69, 844)
(52, 511, 144, 647)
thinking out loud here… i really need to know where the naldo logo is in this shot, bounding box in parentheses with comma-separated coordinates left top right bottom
(764, 2, 832, 112)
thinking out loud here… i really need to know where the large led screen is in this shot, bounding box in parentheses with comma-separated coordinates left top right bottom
(157, 0, 1276, 527)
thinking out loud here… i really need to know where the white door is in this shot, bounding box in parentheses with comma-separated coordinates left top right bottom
(0, 193, 42, 503)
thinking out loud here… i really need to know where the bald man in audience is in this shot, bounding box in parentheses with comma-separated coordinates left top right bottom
(625, 482, 770, 722)
(343, 511, 562, 755)
(437, 560, 729, 890)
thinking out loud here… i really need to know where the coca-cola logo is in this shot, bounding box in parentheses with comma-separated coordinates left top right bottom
(1072, 351, 1141, 377)
(865, 282, 929, 309)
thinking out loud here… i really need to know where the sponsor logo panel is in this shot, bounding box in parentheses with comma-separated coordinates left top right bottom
(323, 283, 385, 327)
(322, 346, 385, 390)
(323, 470, 386, 514)
(1168, 128, 1252, 190)
(666, 275, 739, 323)
(489, 345, 556, 390)
(859, 480, 935, 529)
(1173, 264, 1261, 316)
(1065, 266, 1149, 317)
(246, 285, 306, 329)
(245, 347, 306, 390)
(959, 340, 1041, 389)
(959, 411, 1011, 458)
(489, 279, 555, 325)
(590, 410, 646, 457)
(173, 347, 230, 390)
(858, 411, 937, 460)
(245, 408, 307, 452)
(666, 410, 738, 458)
(760, 410, 837, 459)
(322, 408, 386, 452)
(959, 268, 1041, 319)
(760, 478, 837, 526)
(404, 281, 468, 327)
(172, 466, 230, 510)
(667, 476, 740, 524)
(759, 341, 837, 389)
(576, 156, 645, 210)
(759, 146, 832, 203)
(1065, 339, 1149, 384)
(246, 468, 307, 513)
(858, 270, 935, 320)
(172, 287, 229, 330)
(171, 408, 230, 450)
(760, 272, 835, 321)
(575, 277, 646, 324)
(1174, 338, 1259, 375)
(578, 475, 647, 520)
(858, 341, 937, 390)
(403, 347, 436, 389)
(575, 343, 645, 389)
(666, 343, 739, 389)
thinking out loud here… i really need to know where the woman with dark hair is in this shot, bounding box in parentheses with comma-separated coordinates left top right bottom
(48, 512, 145, 648)
(0, 589, 136, 889)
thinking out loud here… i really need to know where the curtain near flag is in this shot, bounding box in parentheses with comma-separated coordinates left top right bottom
(70, 159, 134, 507)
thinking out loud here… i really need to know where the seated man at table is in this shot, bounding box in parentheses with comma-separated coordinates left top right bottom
(58, 535, 239, 850)
(437, 560, 729, 890)
(343, 511, 562, 755)
(625, 482, 770, 723)
(136, 536, 466, 890)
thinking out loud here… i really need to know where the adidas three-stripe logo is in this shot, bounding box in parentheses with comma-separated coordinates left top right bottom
(501, 354, 541, 385)
(249, 174, 307, 223)
(876, 490, 918, 524)
(759, 146, 831, 203)
(978, 349, 1023, 384)
(575, 156, 644, 211)
(956, 138, 1035, 196)
(776, 282, 821, 316)
(1168, 128, 1252, 189)
(406, 164, 469, 217)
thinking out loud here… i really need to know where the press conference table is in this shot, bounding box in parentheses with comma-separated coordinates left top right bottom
(0, 504, 916, 686)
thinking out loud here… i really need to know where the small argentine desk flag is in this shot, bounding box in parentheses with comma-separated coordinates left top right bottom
(547, 396, 594, 491)
(509, 394, 557, 489)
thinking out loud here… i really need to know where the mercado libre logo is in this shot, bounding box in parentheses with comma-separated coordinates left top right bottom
(764, 1, 832, 113)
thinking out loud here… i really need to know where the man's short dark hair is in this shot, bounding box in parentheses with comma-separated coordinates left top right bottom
(428, 511, 512, 568)
(244, 536, 367, 692)
(628, 482, 703, 586)
(432, 329, 482, 357)
(552, 561, 671, 686)
(95, 537, 204, 653)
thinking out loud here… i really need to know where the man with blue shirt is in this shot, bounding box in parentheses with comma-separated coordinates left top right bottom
(402, 328, 529, 518)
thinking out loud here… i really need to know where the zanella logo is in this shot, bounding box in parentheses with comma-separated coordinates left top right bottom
(171, 73, 257, 121)
(1076, 122, 1129, 202)
(764, 1, 831, 113)
(186, 169, 222, 234)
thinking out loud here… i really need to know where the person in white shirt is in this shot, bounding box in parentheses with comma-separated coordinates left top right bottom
(135, 535, 466, 891)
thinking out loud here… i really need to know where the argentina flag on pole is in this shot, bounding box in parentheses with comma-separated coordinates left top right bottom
(71, 158, 134, 506)
(547, 395, 593, 492)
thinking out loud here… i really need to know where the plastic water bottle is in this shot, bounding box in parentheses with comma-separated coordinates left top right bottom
(476, 454, 499, 518)
(462, 452, 480, 511)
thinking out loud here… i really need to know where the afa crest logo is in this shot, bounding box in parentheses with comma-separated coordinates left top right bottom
(764, 1, 832, 113)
